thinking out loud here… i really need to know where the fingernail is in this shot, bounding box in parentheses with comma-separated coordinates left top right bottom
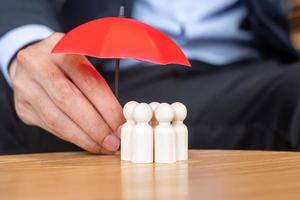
(102, 134, 120, 151)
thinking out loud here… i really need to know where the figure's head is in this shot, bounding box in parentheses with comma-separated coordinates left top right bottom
(149, 102, 160, 112)
(123, 101, 138, 120)
(133, 103, 153, 123)
(171, 102, 187, 122)
(155, 103, 174, 123)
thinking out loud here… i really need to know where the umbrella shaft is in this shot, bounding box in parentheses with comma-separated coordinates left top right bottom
(114, 59, 120, 98)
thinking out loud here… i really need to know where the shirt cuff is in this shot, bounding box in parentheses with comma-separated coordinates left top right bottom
(0, 25, 54, 87)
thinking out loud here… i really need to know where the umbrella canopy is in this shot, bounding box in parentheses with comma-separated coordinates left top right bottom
(52, 17, 191, 67)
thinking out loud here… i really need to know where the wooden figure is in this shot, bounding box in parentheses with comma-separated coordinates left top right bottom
(131, 103, 154, 163)
(121, 101, 138, 161)
(154, 103, 176, 163)
(171, 102, 188, 161)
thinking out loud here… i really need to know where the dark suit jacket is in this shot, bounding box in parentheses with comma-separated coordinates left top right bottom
(0, 0, 299, 62)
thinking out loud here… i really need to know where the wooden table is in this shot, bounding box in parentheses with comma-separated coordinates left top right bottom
(0, 150, 300, 200)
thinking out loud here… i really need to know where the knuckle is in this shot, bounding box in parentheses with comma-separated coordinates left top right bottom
(80, 77, 94, 93)
(52, 80, 77, 105)
(42, 110, 60, 131)
(47, 71, 65, 82)
(16, 49, 31, 64)
(16, 46, 38, 63)
(10, 64, 32, 93)
(16, 47, 45, 74)
(88, 122, 110, 142)
(36, 101, 60, 130)
(89, 125, 103, 138)
(12, 80, 32, 103)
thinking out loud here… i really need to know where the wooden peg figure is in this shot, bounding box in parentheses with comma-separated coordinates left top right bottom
(131, 103, 154, 163)
(154, 103, 176, 163)
(121, 101, 138, 161)
(171, 102, 188, 161)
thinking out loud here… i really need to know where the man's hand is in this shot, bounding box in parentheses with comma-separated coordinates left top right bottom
(9, 33, 125, 154)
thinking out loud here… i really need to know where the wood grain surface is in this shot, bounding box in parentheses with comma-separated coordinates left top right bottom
(0, 150, 300, 200)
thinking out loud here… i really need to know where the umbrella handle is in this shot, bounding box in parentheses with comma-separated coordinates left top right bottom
(114, 6, 125, 98)
(114, 59, 120, 98)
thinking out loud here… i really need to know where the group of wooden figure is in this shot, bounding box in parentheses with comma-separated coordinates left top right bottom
(121, 101, 188, 163)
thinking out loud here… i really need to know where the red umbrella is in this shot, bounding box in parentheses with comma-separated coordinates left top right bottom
(52, 10, 191, 97)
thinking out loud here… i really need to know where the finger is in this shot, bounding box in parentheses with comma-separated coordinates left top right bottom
(116, 126, 122, 139)
(22, 78, 107, 153)
(30, 59, 119, 151)
(14, 35, 121, 152)
(14, 76, 67, 142)
(51, 54, 125, 132)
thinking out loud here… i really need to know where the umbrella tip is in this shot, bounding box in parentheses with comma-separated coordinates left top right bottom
(119, 6, 125, 17)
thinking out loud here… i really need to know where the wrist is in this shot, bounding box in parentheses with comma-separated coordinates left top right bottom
(0, 25, 54, 87)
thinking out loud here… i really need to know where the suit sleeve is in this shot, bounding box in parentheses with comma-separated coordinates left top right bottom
(0, 0, 62, 36)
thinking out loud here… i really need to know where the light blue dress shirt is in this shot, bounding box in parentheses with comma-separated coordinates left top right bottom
(0, 0, 261, 85)
(132, 0, 260, 65)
